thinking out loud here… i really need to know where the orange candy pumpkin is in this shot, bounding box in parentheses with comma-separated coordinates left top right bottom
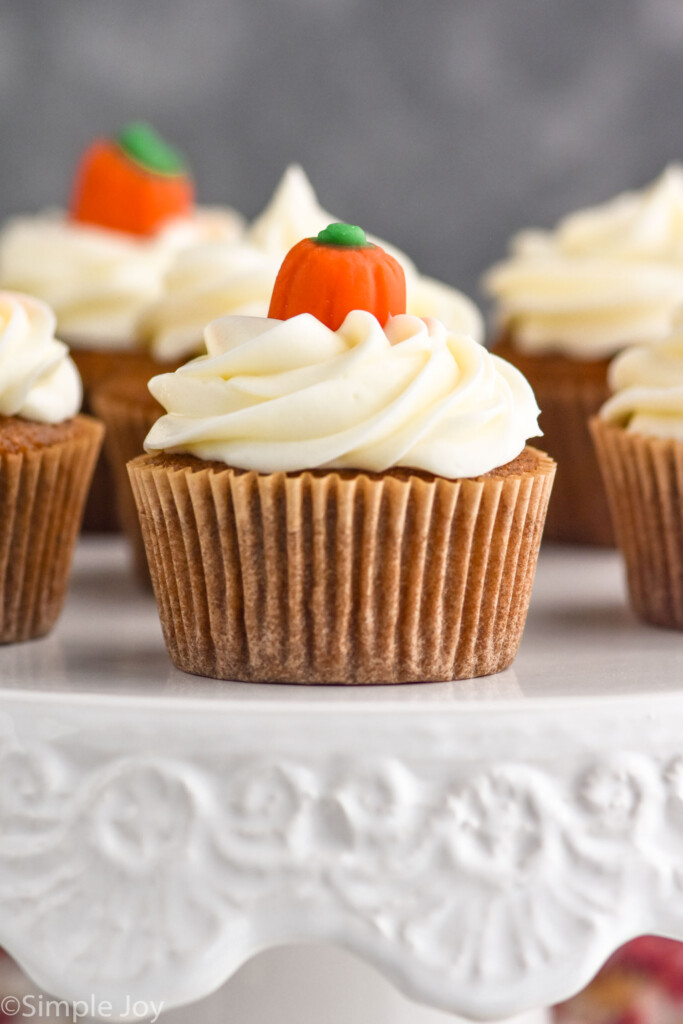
(70, 123, 194, 237)
(268, 223, 406, 331)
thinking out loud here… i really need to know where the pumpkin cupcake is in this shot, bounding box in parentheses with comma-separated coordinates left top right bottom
(128, 224, 554, 684)
(95, 168, 482, 583)
(91, 366, 162, 584)
(0, 122, 242, 529)
(554, 937, 683, 1024)
(485, 166, 683, 546)
(592, 328, 683, 628)
(0, 292, 103, 643)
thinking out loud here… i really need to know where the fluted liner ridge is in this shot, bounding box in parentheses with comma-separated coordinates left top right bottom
(128, 447, 555, 683)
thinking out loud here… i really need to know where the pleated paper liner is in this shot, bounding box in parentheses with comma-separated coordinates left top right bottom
(493, 336, 612, 545)
(91, 365, 167, 587)
(0, 414, 104, 643)
(128, 446, 555, 684)
(591, 417, 683, 629)
(69, 345, 156, 533)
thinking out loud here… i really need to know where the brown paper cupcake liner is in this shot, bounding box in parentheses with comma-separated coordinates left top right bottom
(70, 346, 157, 534)
(493, 337, 612, 546)
(128, 447, 555, 684)
(591, 417, 683, 629)
(0, 415, 104, 643)
(91, 381, 161, 587)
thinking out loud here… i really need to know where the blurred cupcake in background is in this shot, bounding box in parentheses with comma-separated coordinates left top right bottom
(0, 121, 243, 390)
(0, 292, 103, 643)
(485, 166, 683, 546)
(554, 937, 683, 1024)
(96, 166, 484, 583)
(0, 122, 243, 529)
(591, 327, 683, 628)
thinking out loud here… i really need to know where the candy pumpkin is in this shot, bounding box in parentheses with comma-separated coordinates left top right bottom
(268, 222, 406, 330)
(70, 122, 194, 237)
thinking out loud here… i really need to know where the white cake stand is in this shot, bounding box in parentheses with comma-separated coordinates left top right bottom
(0, 537, 681, 1022)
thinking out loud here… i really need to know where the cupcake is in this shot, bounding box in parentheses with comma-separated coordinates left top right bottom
(128, 223, 554, 684)
(91, 368, 162, 584)
(554, 937, 683, 1024)
(0, 122, 242, 529)
(0, 292, 103, 643)
(96, 167, 483, 583)
(485, 166, 683, 546)
(591, 329, 683, 628)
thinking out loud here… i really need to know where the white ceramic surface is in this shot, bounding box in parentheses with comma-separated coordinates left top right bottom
(0, 538, 679, 1021)
(161, 946, 549, 1024)
(0, 945, 548, 1024)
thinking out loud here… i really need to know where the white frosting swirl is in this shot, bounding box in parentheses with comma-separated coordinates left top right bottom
(143, 165, 483, 363)
(246, 163, 337, 254)
(141, 242, 283, 363)
(600, 330, 683, 440)
(485, 166, 683, 359)
(144, 311, 539, 478)
(0, 206, 244, 350)
(0, 292, 81, 423)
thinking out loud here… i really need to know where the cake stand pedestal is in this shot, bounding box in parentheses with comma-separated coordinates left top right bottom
(0, 538, 680, 1022)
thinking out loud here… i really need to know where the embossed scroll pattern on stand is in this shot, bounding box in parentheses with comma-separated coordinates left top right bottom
(0, 705, 682, 1019)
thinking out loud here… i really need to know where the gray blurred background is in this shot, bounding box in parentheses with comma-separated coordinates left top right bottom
(1, 0, 681, 311)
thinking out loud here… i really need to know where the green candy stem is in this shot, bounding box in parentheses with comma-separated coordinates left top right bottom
(117, 122, 187, 177)
(316, 222, 370, 247)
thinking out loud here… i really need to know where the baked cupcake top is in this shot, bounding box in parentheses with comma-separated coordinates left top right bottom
(0, 292, 82, 423)
(600, 328, 683, 439)
(144, 225, 539, 477)
(141, 165, 483, 363)
(484, 166, 683, 359)
(0, 123, 243, 350)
